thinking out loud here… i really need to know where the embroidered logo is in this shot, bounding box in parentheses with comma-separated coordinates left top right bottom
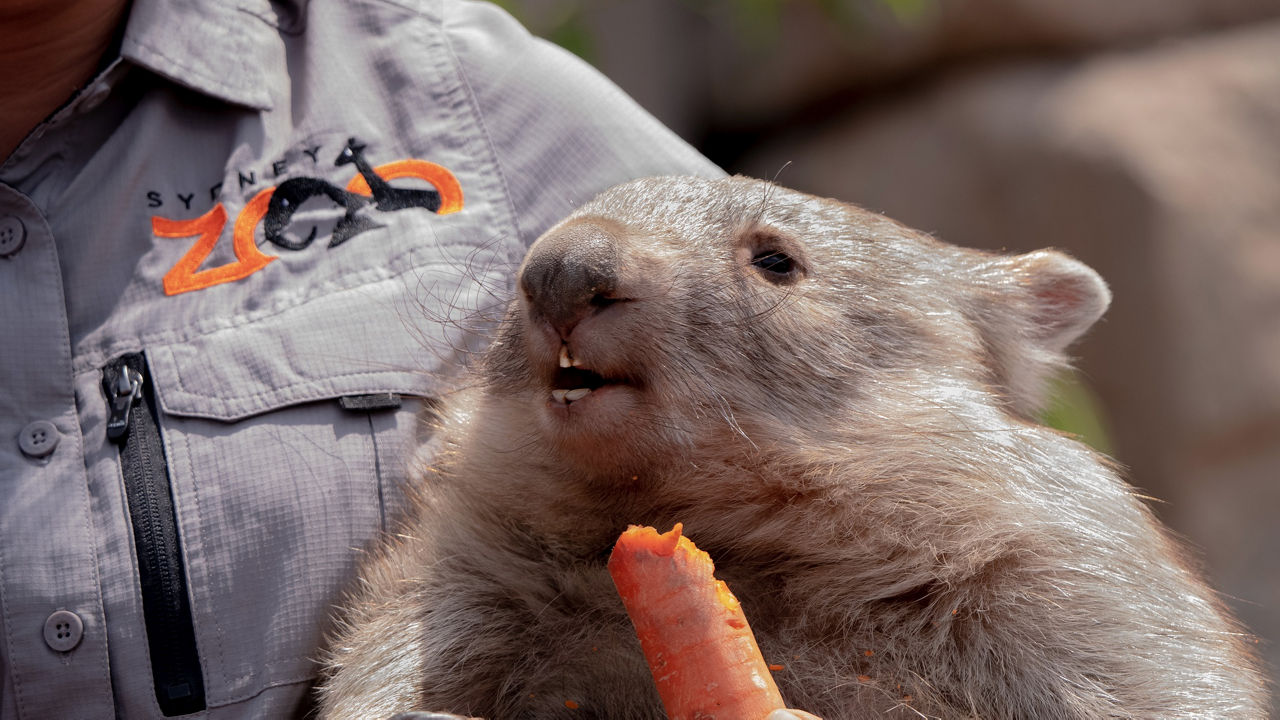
(153, 138, 463, 296)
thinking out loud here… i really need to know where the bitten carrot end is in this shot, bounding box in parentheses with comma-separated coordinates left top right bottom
(608, 524, 786, 720)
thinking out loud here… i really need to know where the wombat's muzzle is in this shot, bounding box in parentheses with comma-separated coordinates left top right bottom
(519, 221, 622, 340)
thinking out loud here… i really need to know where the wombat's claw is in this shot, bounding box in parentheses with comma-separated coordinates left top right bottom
(388, 713, 481, 720)
(767, 711, 824, 720)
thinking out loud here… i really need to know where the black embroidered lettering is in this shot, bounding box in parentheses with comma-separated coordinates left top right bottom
(238, 171, 256, 189)
(209, 182, 223, 203)
(177, 193, 195, 209)
(264, 177, 378, 250)
(336, 138, 441, 213)
(146, 191, 163, 208)
(272, 159, 288, 177)
(302, 145, 321, 164)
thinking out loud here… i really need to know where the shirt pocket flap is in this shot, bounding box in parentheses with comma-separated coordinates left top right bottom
(147, 267, 498, 421)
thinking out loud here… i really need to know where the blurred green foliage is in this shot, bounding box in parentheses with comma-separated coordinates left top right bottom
(877, 0, 934, 22)
(1041, 371, 1114, 456)
(491, 0, 596, 59)
(494, 0, 939, 60)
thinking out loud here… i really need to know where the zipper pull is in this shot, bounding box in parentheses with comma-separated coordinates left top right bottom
(106, 365, 144, 444)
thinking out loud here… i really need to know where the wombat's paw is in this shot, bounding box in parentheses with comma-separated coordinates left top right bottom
(388, 713, 482, 720)
(767, 710, 824, 720)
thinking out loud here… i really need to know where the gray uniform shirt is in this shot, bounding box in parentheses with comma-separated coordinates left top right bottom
(0, 0, 721, 717)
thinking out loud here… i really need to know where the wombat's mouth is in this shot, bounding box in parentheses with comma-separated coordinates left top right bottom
(550, 367, 609, 404)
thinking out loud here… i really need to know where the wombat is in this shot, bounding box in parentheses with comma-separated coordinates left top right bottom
(317, 176, 1269, 719)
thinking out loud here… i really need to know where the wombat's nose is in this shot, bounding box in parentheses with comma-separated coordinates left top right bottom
(519, 221, 621, 339)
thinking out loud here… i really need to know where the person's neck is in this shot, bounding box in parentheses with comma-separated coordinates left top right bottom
(0, 0, 130, 160)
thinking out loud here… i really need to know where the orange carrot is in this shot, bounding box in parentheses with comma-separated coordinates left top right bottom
(607, 524, 786, 720)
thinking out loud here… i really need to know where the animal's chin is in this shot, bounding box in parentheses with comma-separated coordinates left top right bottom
(540, 373, 639, 428)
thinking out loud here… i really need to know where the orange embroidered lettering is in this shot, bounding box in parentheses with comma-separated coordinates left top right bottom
(156, 190, 277, 296)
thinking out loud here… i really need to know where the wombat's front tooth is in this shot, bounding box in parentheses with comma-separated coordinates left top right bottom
(564, 388, 591, 401)
(559, 346, 572, 368)
(551, 389, 569, 403)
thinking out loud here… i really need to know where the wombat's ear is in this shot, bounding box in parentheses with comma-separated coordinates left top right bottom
(980, 250, 1110, 416)
(1012, 250, 1110, 353)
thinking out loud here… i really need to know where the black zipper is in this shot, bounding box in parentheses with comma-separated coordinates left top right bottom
(103, 352, 206, 716)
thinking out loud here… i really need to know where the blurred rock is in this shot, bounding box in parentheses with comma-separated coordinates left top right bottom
(515, 0, 1280, 144)
(702, 0, 1280, 122)
(741, 19, 1280, 686)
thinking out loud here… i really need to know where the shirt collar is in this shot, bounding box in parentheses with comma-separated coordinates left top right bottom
(119, 0, 289, 111)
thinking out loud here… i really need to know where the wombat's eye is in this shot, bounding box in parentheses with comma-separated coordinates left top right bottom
(751, 250, 798, 278)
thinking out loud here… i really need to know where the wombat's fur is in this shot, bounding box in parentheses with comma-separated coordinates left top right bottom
(317, 176, 1269, 719)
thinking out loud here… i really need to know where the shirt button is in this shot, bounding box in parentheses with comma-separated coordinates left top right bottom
(18, 420, 60, 458)
(0, 214, 27, 258)
(44, 610, 84, 652)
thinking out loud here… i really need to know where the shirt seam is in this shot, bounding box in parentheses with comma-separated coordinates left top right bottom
(368, 414, 389, 535)
(125, 38, 247, 108)
(175, 430, 229, 692)
(76, 419, 115, 713)
(120, 5, 272, 111)
(359, 0, 441, 23)
(161, 356, 436, 409)
(439, 0, 525, 249)
(205, 669, 317, 709)
(0, 543, 27, 717)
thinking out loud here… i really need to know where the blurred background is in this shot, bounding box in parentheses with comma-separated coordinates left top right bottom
(499, 0, 1280, 700)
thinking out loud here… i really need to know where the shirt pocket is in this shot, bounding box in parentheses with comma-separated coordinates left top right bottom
(142, 266, 492, 709)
